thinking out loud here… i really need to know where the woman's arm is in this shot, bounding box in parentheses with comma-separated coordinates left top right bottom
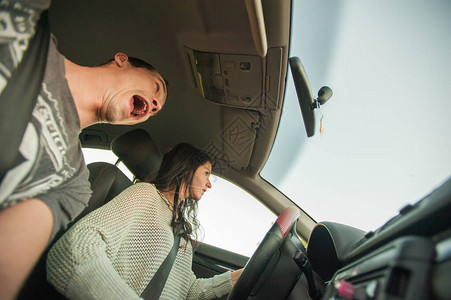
(231, 269, 243, 285)
(186, 269, 241, 300)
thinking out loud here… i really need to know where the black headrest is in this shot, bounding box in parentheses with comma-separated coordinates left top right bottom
(111, 129, 162, 182)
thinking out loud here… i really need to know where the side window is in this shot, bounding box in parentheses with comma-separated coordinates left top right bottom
(197, 175, 276, 257)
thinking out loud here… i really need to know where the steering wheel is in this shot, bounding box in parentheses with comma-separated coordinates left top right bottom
(227, 207, 301, 300)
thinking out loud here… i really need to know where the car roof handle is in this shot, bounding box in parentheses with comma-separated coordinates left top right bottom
(245, 0, 267, 57)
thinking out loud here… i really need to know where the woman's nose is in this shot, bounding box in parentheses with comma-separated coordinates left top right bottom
(206, 180, 212, 189)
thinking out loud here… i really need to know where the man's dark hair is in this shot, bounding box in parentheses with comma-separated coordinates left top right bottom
(152, 143, 214, 245)
(127, 56, 156, 72)
(98, 56, 169, 90)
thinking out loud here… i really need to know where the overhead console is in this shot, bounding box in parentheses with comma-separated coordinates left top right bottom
(184, 46, 283, 110)
(183, 46, 286, 171)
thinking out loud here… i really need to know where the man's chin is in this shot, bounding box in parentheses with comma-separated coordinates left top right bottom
(110, 117, 148, 126)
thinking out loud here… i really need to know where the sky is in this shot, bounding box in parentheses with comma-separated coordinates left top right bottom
(262, 0, 451, 231)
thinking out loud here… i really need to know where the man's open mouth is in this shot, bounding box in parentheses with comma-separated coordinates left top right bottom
(131, 95, 148, 117)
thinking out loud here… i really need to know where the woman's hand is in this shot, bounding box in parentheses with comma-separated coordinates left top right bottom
(231, 269, 243, 285)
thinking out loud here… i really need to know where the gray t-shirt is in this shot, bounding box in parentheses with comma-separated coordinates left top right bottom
(0, 0, 92, 238)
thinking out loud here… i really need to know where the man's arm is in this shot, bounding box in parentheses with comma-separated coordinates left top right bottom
(0, 198, 53, 300)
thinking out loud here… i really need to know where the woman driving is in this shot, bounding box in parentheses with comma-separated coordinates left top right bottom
(47, 143, 241, 299)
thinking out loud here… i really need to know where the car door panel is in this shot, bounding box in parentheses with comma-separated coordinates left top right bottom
(193, 242, 248, 279)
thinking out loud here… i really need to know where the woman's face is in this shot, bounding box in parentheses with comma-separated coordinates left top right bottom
(188, 161, 212, 200)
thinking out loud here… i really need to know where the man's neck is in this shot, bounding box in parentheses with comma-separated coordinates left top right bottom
(64, 59, 105, 129)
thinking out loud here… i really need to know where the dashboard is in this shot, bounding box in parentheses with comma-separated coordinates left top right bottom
(307, 178, 451, 300)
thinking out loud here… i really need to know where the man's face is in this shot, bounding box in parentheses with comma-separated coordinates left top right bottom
(102, 66, 167, 125)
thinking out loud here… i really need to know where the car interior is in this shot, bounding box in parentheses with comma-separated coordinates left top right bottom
(16, 0, 451, 299)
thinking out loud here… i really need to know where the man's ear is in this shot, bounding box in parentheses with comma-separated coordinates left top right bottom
(114, 53, 129, 67)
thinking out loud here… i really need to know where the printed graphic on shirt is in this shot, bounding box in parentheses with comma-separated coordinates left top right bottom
(0, 2, 38, 93)
(0, 83, 77, 205)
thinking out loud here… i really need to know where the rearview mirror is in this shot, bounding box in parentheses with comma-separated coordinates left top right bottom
(289, 57, 332, 137)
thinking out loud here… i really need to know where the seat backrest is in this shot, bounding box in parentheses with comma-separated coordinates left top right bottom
(111, 128, 163, 183)
(76, 162, 133, 222)
(18, 129, 162, 299)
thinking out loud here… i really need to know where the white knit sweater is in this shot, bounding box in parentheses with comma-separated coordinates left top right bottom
(47, 182, 233, 299)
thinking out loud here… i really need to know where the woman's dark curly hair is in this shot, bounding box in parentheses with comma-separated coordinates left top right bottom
(152, 143, 213, 245)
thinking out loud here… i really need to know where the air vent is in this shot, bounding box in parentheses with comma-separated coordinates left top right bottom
(386, 267, 410, 297)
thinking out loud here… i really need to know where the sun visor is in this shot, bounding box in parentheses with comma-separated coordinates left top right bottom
(204, 108, 259, 172)
(222, 109, 259, 170)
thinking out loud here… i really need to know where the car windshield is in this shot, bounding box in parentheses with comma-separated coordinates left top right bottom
(262, 0, 451, 231)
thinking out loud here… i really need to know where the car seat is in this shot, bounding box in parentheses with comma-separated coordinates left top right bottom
(72, 128, 163, 224)
(17, 129, 162, 299)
